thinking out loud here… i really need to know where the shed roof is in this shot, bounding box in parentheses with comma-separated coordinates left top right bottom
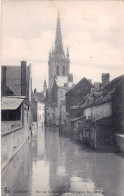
(1, 97, 24, 110)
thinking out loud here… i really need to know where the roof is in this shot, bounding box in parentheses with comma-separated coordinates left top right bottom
(70, 115, 86, 122)
(34, 92, 45, 103)
(66, 77, 93, 95)
(81, 75, 124, 109)
(1, 97, 24, 110)
(4, 65, 30, 96)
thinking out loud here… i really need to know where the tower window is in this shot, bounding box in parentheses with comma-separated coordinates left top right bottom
(56, 65, 59, 75)
(60, 91, 63, 98)
(62, 66, 65, 75)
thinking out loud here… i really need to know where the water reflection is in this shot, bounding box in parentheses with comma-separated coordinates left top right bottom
(2, 127, 124, 196)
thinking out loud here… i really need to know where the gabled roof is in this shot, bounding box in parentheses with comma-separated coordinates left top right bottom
(3, 65, 30, 96)
(66, 77, 93, 95)
(81, 75, 124, 109)
(1, 96, 24, 110)
(34, 92, 45, 103)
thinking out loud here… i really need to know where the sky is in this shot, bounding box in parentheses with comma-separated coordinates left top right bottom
(2, 0, 124, 91)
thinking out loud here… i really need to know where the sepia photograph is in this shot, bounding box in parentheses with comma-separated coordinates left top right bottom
(1, 0, 124, 195)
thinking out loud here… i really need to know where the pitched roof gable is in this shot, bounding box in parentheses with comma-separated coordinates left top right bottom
(34, 92, 45, 103)
(3, 65, 30, 96)
(66, 77, 93, 95)
(81, 75, 124, 109)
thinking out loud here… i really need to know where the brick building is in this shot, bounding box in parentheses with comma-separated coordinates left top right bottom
(69, 74, 124, 152)
(1, 61, 32, 169)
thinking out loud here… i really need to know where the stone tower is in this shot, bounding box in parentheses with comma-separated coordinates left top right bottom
(48, 11, 70, 90)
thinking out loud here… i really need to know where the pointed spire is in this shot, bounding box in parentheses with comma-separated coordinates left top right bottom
(66, 47, 69, 58)
(54, 10, 64, 55)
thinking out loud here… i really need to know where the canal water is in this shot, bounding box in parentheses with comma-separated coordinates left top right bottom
(2, 127, 124, 196)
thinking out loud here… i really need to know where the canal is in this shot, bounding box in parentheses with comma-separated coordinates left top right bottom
(2, 127, 124, 196)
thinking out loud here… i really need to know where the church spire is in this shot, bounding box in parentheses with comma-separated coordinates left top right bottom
(54, 10, 64, 55)
(66, 47, 69, 59)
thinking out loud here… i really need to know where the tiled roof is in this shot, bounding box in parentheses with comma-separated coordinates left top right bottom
(66, 77, 93, 95)
(81, 75, 124, 109)
(34, 92, 45, 103)
(4, 65, 30, 96)
(1, 97, 24, 110)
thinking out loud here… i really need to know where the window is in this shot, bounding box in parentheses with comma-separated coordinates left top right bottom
(60, 100, 63, 106)
(1, 108, 21, 121)
(38, 105, 41, 110)
(60, 91, 63, 98)
(56, 65, 59, 75)
(62, 66, 65, 75)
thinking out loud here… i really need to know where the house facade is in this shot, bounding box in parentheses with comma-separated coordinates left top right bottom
(32, 90, 45, 128)
(1, 61, 32, 169)
(65, 78, 93, 135)
(69, 75, 124, 152)
(66, 78, 93, 114)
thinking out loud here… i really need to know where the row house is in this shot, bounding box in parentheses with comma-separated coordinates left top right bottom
(68, 74, 124, 152)
(1, 61, 32, 169)
(32, 89, 45, 128)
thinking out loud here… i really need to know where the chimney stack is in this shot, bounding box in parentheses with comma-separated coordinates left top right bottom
(1, 66, 7, 96)
(102, 73, 110, 87)
(21, 61, 27, 96)
(34, 88, 37, 94)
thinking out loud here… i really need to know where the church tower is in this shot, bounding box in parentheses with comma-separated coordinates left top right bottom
(48, 11, 70, 90)
(43, 79, 47, 98)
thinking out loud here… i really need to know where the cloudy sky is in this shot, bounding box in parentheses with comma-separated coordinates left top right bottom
(2, 0, 124, 91)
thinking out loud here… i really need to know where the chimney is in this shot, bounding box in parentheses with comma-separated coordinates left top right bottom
(34, 88, 37, 94)
(21, 61, 27, 96)
(102, 73, 110, 87)
(1, 66, 7, 96)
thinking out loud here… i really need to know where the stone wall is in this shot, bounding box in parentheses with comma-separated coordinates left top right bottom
(1, 126, 29, 170)
(1, 121, 22, 133)
(1, 102, 30, 170)
(84, 102, 112, 121)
